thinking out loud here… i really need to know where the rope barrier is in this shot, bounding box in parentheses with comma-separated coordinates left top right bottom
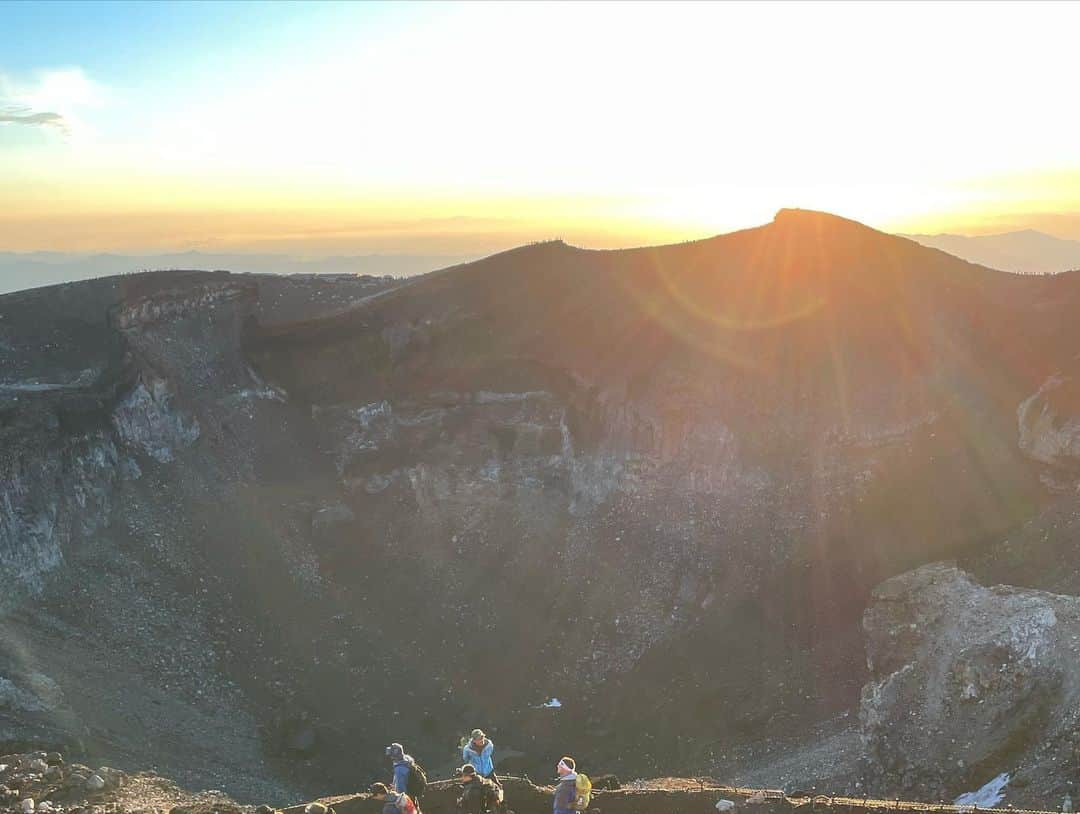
(381, 777, 1066, 814)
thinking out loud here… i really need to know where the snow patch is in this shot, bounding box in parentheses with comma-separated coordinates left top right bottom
(955, 773, 1009, 808)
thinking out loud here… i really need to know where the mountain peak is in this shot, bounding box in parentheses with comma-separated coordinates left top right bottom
(771, 207, 883, 234)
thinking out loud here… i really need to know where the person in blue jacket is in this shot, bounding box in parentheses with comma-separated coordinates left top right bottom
(463, 729, 503, 805)
(553, 756, 577, 814)
(462, 729, 495, 779)
(386, 742, 416, 794)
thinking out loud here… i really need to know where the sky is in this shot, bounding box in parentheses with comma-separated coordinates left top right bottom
(2, 0, 1080, 256)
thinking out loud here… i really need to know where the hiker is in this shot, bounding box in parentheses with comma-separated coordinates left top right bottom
(386, 742, 428, 803)
(462, 729, 498, 784)
(456, 764, 500, 814)
(553, 757, 578, 814)
(462, 729, 495, 776)
(370, 783, 418, 814)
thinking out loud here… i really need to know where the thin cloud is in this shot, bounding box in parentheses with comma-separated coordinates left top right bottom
(0, 105, 71, 135)
(0, 67, 102, 139)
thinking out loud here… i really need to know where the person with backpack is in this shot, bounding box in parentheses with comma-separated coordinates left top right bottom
(370, 783, 418, 814)
(553, 757, 577, 814)
(553, 757, 590, 814)
(456, 765, 500, 814)
(385, 743, 428, 804)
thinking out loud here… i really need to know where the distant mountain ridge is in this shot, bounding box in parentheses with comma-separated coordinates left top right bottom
(5, 226, 1080, 297)
(0, 250, 477, 295)
(901, 229, 1080, 274)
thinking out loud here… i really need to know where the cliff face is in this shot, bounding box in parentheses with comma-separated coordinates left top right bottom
(1, 213, 1079, 803)
(0, 273, 397, 801)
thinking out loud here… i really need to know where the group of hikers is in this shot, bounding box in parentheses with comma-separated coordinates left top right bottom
(363, 730, 590, 814)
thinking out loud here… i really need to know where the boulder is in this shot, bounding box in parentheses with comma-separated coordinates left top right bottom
(95, 767, 125, 787)
(860, 563, 1080, 802)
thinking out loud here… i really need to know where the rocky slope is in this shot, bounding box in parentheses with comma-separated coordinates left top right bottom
(0, 750, 244, 814)
(2, 211, 1079, 804)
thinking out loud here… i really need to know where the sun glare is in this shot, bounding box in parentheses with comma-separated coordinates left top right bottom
(1, 1, 1079, 251)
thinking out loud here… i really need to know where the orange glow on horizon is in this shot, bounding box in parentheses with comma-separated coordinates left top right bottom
(3, 1, 1080, 254)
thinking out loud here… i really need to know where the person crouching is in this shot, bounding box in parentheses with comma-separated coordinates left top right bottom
(370, 782, 419, 814)
(456, 765, 500, 814)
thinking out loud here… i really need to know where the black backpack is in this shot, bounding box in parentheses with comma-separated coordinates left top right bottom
(406, 762, 428, 801)
(480, 780, 500, 813)
(461, 779, 497, 814)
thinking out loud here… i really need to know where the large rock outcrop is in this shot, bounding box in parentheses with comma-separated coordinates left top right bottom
(860, 564, 1080, 804)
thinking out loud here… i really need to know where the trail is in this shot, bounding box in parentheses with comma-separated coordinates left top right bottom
(284, 777, 1067, 814)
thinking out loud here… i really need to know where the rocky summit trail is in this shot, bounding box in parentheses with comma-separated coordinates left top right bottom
(288, 777, 1072, 814)
(2, 756, 1069, 814)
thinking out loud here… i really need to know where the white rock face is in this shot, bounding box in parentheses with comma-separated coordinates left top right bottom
(112, 377, 200, 463)
(0, 431, 119, 604)
(1017, 376, 1080, 465)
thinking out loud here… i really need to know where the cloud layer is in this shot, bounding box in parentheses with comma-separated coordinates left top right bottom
(0, 105, 70, 134)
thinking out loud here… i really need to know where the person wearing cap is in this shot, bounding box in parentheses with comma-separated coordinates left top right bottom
(455, 765, 499, 814)
(553, 757, 578, 814)
(462, 729, 496, 779)
(385, 743, 416, 795)
(370, 782, 418, 814)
